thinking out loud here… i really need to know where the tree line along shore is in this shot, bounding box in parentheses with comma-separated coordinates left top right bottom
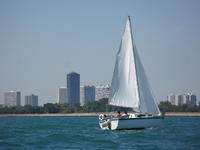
(0, 99, 200, 116)
(0, 112, 200, 117)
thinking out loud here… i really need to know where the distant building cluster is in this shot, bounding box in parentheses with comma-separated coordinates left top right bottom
(167, 93, 197, 106)
(3, 90, 38, 107)
(2, 72, 110, 107)
(57, 72, 110, 106)
(3, 75, 199, 108)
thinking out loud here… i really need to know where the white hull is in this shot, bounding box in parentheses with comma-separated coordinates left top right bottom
(99, 116, 164, 130)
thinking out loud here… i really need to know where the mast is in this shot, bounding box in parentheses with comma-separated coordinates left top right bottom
(128, 16, 142, 112)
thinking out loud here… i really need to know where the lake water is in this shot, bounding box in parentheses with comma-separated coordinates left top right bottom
(0, 116, 199, 150)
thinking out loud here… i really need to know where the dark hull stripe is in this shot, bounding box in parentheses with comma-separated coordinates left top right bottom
(118, 116, 164, 121)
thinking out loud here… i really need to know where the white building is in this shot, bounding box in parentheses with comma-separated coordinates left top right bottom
(80, 85, 95, 106)
(95, 85, 110, 101)
(80, 86, 85, 106)
(4, 90, 21, 107)
(167, 93, 176, 105)
(57, 87, 68, 104)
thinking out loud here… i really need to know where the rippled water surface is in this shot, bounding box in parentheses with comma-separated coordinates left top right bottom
(0, 116, 199, 150)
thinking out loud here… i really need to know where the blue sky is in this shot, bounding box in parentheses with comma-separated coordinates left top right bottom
(0, 0, 200, 105)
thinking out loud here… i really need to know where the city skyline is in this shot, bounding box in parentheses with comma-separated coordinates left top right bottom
(0, 0, 200, 105)
(2, 82, 110, 106)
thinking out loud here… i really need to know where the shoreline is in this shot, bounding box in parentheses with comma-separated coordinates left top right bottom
(165, 112, 200, 116)
(0, 112, 200, 117)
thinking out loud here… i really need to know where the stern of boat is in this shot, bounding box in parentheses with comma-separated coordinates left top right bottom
(99, 114, 119, 130)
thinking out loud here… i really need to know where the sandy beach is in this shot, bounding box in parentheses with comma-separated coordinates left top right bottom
(165, 112, 200, 116)
(0, 112, 200, 117)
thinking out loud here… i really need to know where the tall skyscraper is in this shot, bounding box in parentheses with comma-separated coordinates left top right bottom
(67, 72, 80, 104)
(95, 85, 110, 101)
(4, 90, 21, 107)
(57, 87, 68, 104)
(80, 85, 95, 106)
(25, 94, 38, 106)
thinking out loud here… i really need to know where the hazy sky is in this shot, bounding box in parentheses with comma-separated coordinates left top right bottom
(0, 0, 200, 105)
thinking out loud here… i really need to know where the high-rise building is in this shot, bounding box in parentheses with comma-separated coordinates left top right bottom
(4, 90, 21, 107)
(167, 93, 176, 105)
(175, 95, 183, 106)
(80, 85, 95, 106)
(95, 85, 110, 101)
(182, 94, 190, 105)
(187, 93, 197, 106)
(67, 72, 80, 104)
(57, 87, 68, 104)
(25, 94, 38, 106)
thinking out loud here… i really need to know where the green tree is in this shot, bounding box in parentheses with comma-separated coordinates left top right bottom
(43, 103, 59, 113)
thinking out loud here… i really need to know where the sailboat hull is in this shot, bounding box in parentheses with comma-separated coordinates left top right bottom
(99, 116, 164, 130)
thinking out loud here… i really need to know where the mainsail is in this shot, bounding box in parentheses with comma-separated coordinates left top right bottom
(109, 17, 160, 114)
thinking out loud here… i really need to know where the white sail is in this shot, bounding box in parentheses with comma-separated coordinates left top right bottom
(109, 18, 140, 111)
(109, 17, 160, 114)
(134, 46, 161, 114)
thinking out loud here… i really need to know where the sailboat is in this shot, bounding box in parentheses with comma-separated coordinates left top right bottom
(99, 16, 164, 130)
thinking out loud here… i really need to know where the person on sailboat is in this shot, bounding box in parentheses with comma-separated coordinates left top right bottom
(122, 111, 129, 119)
(115, 111, 121, 118)
(102, 114, 108, 121)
